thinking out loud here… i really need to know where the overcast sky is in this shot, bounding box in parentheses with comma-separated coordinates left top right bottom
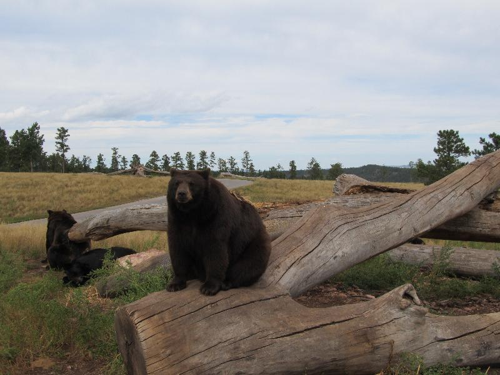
(1, 1, 499, 170)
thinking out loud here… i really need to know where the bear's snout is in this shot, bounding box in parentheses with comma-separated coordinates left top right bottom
(175, 183, 193, 203)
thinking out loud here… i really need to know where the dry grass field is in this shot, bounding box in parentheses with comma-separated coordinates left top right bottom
(0, 172, 170, 223)
(236, 178, 424, 203)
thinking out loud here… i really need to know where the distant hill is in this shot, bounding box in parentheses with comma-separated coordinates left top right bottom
(295, 164, 420, 183)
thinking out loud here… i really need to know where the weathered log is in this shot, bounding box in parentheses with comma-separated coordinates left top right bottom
(115, 150, 500, 374)
(68, 195, 500, 243)
(265, 198, 500, 243)
(387, 244, 500, 278)
(116, 283, 500, 375)
(109, 165, 171, 177)
(333, 173, 416, 195)
(69, 204, 167, 242)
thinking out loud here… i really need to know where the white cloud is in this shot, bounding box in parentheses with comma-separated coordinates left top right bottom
(0, 0, 498, 168)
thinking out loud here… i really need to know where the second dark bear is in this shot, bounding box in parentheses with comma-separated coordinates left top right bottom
(46, 210, 90, 269)
(166, 169, 271, 296)
(63, 247, 137, 286)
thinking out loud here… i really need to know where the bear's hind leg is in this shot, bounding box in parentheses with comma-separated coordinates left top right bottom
(225, 234, 271, 289)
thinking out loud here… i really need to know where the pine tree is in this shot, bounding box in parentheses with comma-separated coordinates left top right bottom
(110, 147, 121, 172)
(146, 150, 160, 170)
(130, 154, 141, 168)
(25, 122, 45, 172)
(473, 133, 500, 159)
(217, 158, 228, 172)
(197, 150, 209, 170)
(185, 152, 196, 170)
(0, 128, 10, 171)
(228, 156, 238, 173)
(327, 162, 343, 180)
(120, 155, 128, 170)
(46, 152, 63, 173)
(67, 155, 83, 173)
(249, 162, 256, 176)
(307, 157, 323, 180)
(289, 160, 297, 180)
(161, 154, 171, 171)
(171, 152, 184, 169)
(415, 129, 471, 185)
(95, 153, 106, 173)
(209, 152, 217, 170)
(82, 155, 92, 172)
(55, 127, 70, 173)
(9, 129, 27, 171)
(241, 150, 252, 175)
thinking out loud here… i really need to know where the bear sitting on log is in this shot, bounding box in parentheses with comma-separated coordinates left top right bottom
(166, 169, 271, 296)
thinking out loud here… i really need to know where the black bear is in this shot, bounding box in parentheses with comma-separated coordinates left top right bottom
(63, 247, 137, 286)
(166, 169, 272, 296)
(45, 210, 90, 269)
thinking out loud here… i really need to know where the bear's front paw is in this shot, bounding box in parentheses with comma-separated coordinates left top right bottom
(166, 278, 187, 292)
(200, 280, 222, 296)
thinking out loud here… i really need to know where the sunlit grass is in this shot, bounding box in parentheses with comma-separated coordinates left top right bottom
(0, 172, 169, 223)
(235, 178, 424, 204)
(235, 178, 335, 203)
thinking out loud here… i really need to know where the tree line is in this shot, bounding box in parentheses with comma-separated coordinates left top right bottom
(0, 123, 497, 182)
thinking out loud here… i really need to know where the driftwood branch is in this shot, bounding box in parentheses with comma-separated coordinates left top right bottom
(115, 151, 500, 374)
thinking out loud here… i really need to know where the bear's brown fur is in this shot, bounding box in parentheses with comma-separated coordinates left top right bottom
(166, 169, 271, 296)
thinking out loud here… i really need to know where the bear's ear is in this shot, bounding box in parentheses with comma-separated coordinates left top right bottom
(63, 209, 67, 213)
(47, 210, 53, 215)
(169, 168, 177, 177)
(198, 169, 210, 180)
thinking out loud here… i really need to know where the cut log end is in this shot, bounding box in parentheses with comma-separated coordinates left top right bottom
(115, 306, 148, 375)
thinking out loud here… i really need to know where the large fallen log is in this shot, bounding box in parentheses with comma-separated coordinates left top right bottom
(387, 244, 500, 278)
(68, 195, 500, 243)
(115, 150, 500, 374)
(264, 199, 500, 243)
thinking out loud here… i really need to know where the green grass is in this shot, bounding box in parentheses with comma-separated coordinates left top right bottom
(332, 248, 500, 301)
(382, 352, 489, 374)
(0, 242, 171, 375)
(0, 273, 116, 371)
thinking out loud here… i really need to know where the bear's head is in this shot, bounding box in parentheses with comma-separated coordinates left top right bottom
(167, 169, 210, 211)
(63, 261, 87, 286)
(46, 210, 77, 248)
(47, 209, 77, 226)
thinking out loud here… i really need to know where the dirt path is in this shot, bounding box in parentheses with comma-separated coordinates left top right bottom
(10, 179, 253, 226)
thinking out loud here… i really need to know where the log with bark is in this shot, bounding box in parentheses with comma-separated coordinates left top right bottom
(68, 194, 500, 243)
(113, 150, 500, 374)
(387, 244, 500, 278)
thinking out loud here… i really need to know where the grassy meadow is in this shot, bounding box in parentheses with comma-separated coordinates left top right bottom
(0, 173, 498, 374)
(0, 172, 170, 223)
